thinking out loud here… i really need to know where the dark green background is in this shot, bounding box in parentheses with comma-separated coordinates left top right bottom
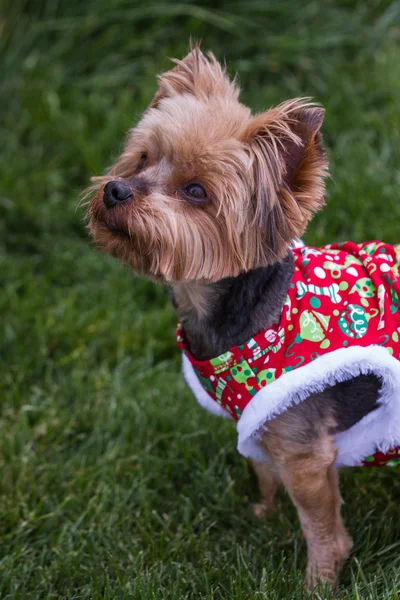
(1, 1, 400, 598)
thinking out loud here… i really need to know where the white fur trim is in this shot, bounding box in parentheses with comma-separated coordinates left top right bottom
(183, 346, 400, 465)
(182, 354, 232, 418)
(237, 345, 400, 465)
(292, 238, 305, 248)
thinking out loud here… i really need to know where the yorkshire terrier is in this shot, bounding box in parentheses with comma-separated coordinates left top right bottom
(86, 47, 400, 588)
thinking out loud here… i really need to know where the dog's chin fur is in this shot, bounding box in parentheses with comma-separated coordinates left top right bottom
(86, 47, 328, 284)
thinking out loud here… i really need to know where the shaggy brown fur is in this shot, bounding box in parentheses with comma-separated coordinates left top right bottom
(86, 47, 352, 590)
(87, 48, 327, 282)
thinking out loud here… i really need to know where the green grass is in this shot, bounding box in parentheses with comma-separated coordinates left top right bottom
(1, 0, 400, 598)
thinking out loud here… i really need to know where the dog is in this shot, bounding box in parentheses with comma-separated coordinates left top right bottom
(86, 47, 400, 588)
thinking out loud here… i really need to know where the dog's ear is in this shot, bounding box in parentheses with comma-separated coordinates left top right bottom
(150, 46, 239, 108)
(246, 99, 328, 262)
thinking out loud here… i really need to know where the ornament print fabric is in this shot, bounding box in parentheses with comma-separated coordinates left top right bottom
(178, 240, 400, 467)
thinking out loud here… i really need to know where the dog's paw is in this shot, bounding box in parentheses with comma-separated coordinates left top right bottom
(252, 501, 277, 519)
(306, 533, 352, 592)
(306, 564, 337, 592)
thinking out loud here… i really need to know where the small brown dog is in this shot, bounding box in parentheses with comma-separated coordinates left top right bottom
(87, 47, 400, 588)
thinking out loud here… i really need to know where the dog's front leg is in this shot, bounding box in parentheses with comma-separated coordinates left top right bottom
(262, 411, 352, 588)
(281, 453, 352, 588)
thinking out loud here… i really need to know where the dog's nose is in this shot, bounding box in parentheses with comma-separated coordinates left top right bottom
(103, 181, 133, 208)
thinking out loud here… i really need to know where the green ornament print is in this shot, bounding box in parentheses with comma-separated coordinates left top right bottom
(350, 277, 376, 298)
(300, 310, 330, 343)
(338, 304, 368, 338)
(300, 310, 324, 342)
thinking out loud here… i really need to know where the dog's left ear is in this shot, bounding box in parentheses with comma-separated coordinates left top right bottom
(246, 100, 328, 262)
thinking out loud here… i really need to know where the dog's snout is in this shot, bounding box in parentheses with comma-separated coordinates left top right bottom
(103, 181, 133, 209)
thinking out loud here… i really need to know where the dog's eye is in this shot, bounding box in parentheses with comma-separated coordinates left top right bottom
(183, 183, 208, 203)
(135, 152, 148, 173)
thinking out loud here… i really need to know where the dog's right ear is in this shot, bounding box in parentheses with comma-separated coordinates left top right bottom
(150, 46, 238, 108)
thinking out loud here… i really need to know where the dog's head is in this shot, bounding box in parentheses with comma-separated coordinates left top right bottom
(87, 47, 328, 282)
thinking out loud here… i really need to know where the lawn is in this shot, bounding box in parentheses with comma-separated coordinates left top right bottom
(1, 0, 400, 598)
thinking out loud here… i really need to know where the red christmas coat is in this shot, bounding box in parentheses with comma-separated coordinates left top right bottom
(179, 241, 400, 467)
